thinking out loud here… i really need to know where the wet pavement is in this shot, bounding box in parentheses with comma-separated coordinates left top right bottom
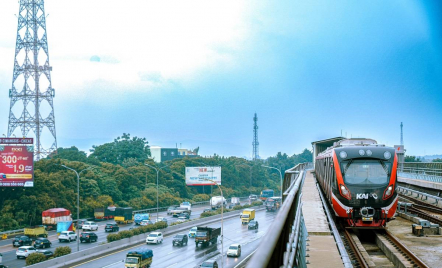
(71, 209, 276, 268)
(0, 204, 223, 268)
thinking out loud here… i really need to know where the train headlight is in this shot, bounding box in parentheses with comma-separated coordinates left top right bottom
(359, 150, 365, 156)
(366, 150, 372, 156)
(339, 151, 347, 159)
(384, 151, 391, 160)
(339, 184, 351, 200)
(383, 185, 394, 200)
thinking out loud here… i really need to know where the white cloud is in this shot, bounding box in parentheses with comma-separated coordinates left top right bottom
(41, 0, 251, 96)
(0, 0, 251, 99)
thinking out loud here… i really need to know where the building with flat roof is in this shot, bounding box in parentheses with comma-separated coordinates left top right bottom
(150, 146, 199, 163)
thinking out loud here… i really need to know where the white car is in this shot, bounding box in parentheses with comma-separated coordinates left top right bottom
(227, 243, 241, 257)
(58, 231, 77, 242)
(177, 216, 187, 222)
(156, 217, 168, 223)
(146, 232, 163, 244)
(16, 246, 37, 259)
(140, 220, 153, 226)
(189, 227, 197, 238)
(82, 221, 98, 231)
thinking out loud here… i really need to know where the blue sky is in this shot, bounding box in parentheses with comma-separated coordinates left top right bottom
(0, 0, 441, 158)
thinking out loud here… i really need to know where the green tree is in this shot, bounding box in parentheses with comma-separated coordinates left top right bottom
(89, 133, 151, 165)
(405, 155, 421, 162)
(48, 146, 88, 162)
(432, 158, 442, 162)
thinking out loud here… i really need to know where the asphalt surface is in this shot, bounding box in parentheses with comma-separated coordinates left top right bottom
(0, 204, 219, 268)
(70, 209, 276, 268)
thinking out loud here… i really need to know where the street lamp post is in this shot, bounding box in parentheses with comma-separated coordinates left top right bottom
(203, 178, 224, 268)
(262, 165, 283, 198)
(144, 163, 169, 221)
(61, 165, 95, 252)
(198, 162, 224, 268)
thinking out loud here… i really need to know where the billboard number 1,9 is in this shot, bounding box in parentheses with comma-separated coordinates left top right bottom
(2, 155, 25, 173)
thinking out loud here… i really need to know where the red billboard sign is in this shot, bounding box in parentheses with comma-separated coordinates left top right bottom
(0, 146, 34, 187)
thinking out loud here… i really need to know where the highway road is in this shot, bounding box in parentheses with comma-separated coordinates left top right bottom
(0, 202, 256, 268)
(69, 209, 276, 268)
(0, 204, 221, 268)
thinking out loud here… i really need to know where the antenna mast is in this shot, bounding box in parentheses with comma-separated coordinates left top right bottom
(400, 122, 404, 145)
(252, 113, 259, 160)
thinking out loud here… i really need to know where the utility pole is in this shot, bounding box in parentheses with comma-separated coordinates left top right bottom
(252, 113, 259, 160)
(8, 0, 57, 160)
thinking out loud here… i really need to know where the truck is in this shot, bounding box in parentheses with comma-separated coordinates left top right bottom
(231, 197, 240, 207)
(115, 207, 134, 224)
(124, 247, 153, 268)
(56, 221, 75, 234)
(24, 226, 48, 239)
(210, 196, 226, 210)
(42, 208, 72, 226)
(241, 209, 255, 224)
(134, 213, 150, 225)
(195, 226, 221, 247)
(94, 206, 116, 221)
(266, 197, 282, 212)
(260, 189, 274, 201)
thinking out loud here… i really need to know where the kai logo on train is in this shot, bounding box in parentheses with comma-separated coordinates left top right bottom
(356, 193, 378, 200)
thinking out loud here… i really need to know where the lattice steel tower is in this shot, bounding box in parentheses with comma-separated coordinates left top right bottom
(252, 113, 259, 160)
(400, 122, 404, 145)
(8, 0, 57, 160)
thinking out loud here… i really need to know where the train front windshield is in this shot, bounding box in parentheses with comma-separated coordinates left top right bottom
(341, 160, 390, 185)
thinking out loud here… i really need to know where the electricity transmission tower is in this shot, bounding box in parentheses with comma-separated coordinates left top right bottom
(8, 0, 57, 160)
(252, 113, 259, 160)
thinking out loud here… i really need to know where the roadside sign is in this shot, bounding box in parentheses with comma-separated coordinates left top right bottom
(0, 145, 34, 187)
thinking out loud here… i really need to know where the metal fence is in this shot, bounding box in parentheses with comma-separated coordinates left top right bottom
(398, 162, 442, 183)
(247, 162, 311, 268)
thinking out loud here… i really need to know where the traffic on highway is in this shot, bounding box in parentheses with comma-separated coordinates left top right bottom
(0, 198, 277, 268)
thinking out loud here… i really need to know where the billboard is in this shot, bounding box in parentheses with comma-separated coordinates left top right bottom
(0, 145, 34, 187)
(185, 166, 221, 186)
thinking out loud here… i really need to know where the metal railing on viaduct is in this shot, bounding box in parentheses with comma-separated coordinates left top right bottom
(398, 162, 442, 183)
(248, 162, 312, 268)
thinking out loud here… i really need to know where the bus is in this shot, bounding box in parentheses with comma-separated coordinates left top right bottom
(260, 189, 274, 201)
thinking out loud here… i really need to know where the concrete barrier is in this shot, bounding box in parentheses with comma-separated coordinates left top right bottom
(27, 205, 264, 268)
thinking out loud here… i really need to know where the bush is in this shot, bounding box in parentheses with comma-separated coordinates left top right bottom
(192, 194, 210, 202)
(118, 230, 133, 239)
(26, 252, 47, 265)
(251, 200, 263, 206)
(200, 211, 217, 218)
(155, 221, 168, 229)
(107, 233, 121, 243)
(53, 246, 71, 257)
(132, 227, 141, 235)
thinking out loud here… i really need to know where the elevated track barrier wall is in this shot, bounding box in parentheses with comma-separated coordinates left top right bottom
(247, 162, 312, 268)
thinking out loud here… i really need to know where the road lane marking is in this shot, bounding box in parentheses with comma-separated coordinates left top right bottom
(101, 260, 122, 268)
(165, 262, 178, 268)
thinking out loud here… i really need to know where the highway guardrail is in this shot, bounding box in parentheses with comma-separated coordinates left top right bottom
(247, 162, 312, 268)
